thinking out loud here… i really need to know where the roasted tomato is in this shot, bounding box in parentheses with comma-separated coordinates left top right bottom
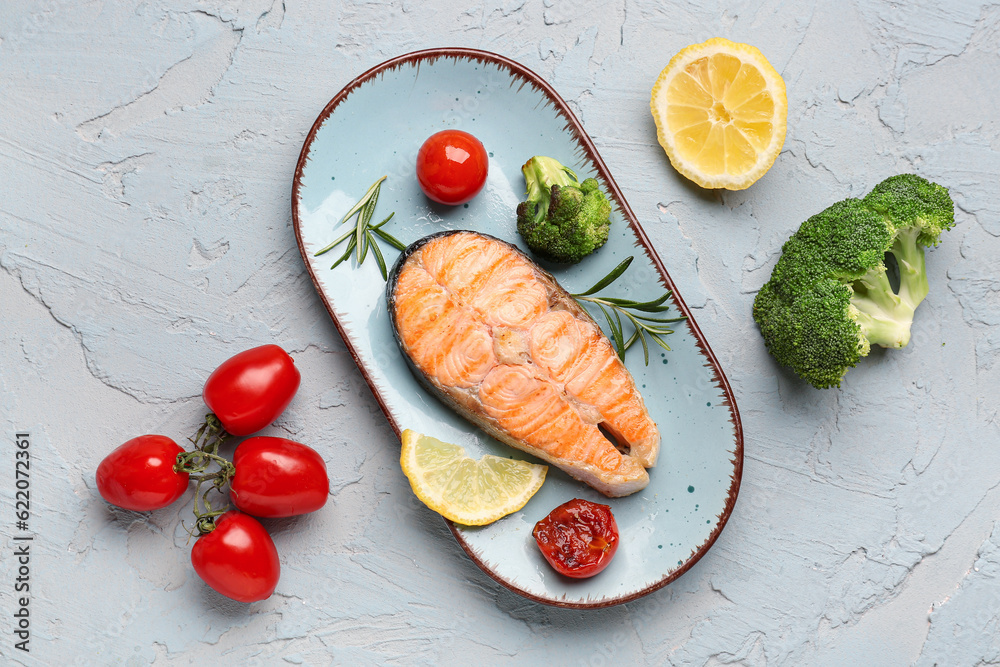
(191, 511, 280, 603)
(230, 437, 329, 518)
(96, 435, 189, 511)
(203, 345, 300, 436)
(532, 498, 619, 578)
(415, 129, 489, 205)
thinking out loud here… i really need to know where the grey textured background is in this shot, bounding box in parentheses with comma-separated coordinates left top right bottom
(1, 1, 999, 664)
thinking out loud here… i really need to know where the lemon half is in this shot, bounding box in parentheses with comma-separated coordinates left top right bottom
(400, 430, 547, 526)
(651, 37, 787, 190)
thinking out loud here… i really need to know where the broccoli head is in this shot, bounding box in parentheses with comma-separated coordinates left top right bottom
(752, 174, 954, 389)
(515, 156, 612, 264)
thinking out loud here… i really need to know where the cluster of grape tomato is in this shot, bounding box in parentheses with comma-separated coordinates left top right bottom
(96, 345, 330, 603)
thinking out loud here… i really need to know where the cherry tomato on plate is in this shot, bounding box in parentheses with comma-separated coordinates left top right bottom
(415, 129, 489, 205)
(96, 435, 189, 511)
(203, 345, 300, 436)
(532, 498, 619, 578)
(191, 511, 280, 603)
(231, 437, 329, 518)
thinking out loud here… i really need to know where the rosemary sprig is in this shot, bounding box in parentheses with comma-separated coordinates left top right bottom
(313, 176, 404, 279)
(570, 256, 686, 365)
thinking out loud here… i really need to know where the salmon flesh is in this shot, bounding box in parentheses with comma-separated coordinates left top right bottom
(387, 230, 659, 497)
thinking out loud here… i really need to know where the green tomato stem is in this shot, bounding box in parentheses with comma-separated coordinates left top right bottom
(173, 413, 237, 536)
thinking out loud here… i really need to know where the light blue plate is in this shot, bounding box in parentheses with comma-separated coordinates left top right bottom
(292, 48, 743, 608)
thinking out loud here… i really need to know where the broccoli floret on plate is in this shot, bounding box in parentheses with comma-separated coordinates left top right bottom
(516, 156, 611, 264)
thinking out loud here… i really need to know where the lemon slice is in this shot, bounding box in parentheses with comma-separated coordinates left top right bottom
(400, 429, 547, 526)
(650, 37, 787, 190)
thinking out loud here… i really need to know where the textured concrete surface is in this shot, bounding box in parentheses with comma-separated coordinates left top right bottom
(1, 1, 998, 664)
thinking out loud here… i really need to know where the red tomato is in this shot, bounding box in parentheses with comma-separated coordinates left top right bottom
(532, 499, 619, 578)
(96, 435, 189, 511)
(415, 129, 489, 205)
(191, 511, 280, 603)
(230, 437, 329, 518)
(203, 345, 300, 436)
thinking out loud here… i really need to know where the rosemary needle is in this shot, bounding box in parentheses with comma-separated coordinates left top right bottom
(571, 257, 686, 365)
(313, 176, 404, 278)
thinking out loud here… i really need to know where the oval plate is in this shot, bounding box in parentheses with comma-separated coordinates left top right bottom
(292, 48, 743, 609)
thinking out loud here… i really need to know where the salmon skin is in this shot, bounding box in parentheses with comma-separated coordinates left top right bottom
(386, 230, 659, 497)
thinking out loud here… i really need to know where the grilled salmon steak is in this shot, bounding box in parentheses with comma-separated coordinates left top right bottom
(387, 230, 659, 497)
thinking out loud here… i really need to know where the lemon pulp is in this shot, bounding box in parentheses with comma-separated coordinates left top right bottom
(651, 37, 787, 190)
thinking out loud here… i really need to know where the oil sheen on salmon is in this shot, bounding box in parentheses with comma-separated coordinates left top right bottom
(387, 230, 659, 497)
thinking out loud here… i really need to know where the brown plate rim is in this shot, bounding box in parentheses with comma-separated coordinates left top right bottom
(291, 47, 744, 610)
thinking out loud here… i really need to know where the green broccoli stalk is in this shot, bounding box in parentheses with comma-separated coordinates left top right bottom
(516, 156, 612, 264)
(752, 174, 954, 389)
(849, 226, 926, 349)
